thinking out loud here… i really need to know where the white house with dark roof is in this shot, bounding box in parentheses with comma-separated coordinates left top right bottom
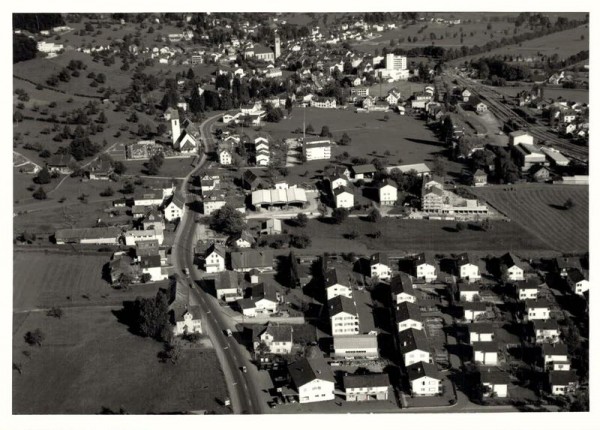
(390, 273, 416, 304)
(395, 302, 423, 333)
(565, 268, 589, 296)
(173, 306, 203, 336)
(378, 180, 397, 205)
(370, 253, 392, 281)
(532, 319, 560, 344)
(253, 322, 293, 354)
(524, 299, 551, 321)
(328, 174, 349, 192)
(343, 373, 390, 401)
(227, 230, 255, 248)
(303, 137, 332, 161)
(328, 295, 359, 336)
(500, 253, 525, 281)
(325, 268, 353, 300)
(516, 279, 540, 301)
(549, 370, 578, 396)
(467, 322, 494, 344)
(332, 334, 379, 360)
(288, 355, 335, 403)
(139, 255, 168, 281)
(261, 218, 282, 235)
(414, 253, 437, 282)
(473, 341, 498, 366)
(459, 282, 481, 302)
(480, 370, 509, 398)
(457, 253, 480, 282)
(463, 302, 487, 322)
(164, 193, 185, 222)
(204, 243, 226, 273)
(398, 328, 431, 366)
(407, 362, 441, 396)
(334, 186, 354, 209)
(542, 343, 569, 369)
(215, 271, 242, 302)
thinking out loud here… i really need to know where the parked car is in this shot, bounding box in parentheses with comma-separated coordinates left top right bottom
(226, 329, 233, 337)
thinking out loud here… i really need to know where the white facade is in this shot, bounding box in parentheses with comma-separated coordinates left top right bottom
(219, 149, 233, 165)
(482, 382, 508, 398)
(403, 350, 431, 367)
(395, 292, 416, 304)
(518, 288, 538, 301)
(470, 332, 494, 344)
(460, 264, 480, 282)
(203, 199, 226, 215)
(410, 376, 441, 396)
(330, 312, 359, 336)
(474, 350, 498, 366)
(258, 332, 292, 355)
(397, 319, 423, 333)
(370, 263, 392, 281)
(124, 229, 164, 246)
(326, 284, 352, 301)
(175, 312, 202, 336)
(205, 251, 226, 273)
(507, 265, 524, 281)
(164, 201, 183, 222)
(379, 184, 398, 205)
(298, 379, 335, 403)
(573, 279, 589, 295)
(335, 190, 354, 209)
(255, 298, 278, 314)
(526, 305, 550, 321)
(416, 263, 436, 282)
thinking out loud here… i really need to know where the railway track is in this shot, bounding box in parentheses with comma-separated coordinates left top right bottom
(450, 74, 588, 164)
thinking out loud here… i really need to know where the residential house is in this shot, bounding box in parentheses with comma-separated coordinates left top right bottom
(218, 142, 234, 165)
(239, 282, 279, 316)
(230, 249, 274, 273)
(370, 253, 392, 281)
(109, 253, 140, 284)
(390, 273, 417, 304)
(288, 355, 335, 403)
(328, 295, 360, 336)
(325, 268, 353, 300)
(542, 343, 569, 369)
(509, 130, 535, 146)
(414, 253, 437, 282)
(472, 341, 498, 366)
(463, 302, 488, 322)
(407, 362, 441, 396)
(139, 254, 168, 281)
(350, 164, 377, 181)
(164, 193, 185, 222)
(47, 154, 75, 175)
(173, 306, 203, 336)
(227, 230, 255, 249)
(555, 256, 582, 278)
(253, 322, 293, 355)
(333, 334, 379, 360)
(516, 279, 540, 301)
(310, 96, 337, 109)
(136, 239, 160, 257)
(548, 371, 578, 396)
(524, 299, 551, 321)
(134, 190, 164, 207)
(328, 173, 349, 192)
(500, 253, 525, 282)
(475, 102, 488, 113)
(343, 373, 390, 402)
(141, 208, 166, 231)
(565, 268, 589, 295)
(457, 253, 481, 282)
(203, 243, 226, 273)
(395, 302, 423, 333)
(480, 370, 510, 398)
(461, 89, 471, 102)
(303, 137, 332, 161)
(467, 322, 495, 344)
(378, 180, 398, 205)
(398, 328, 431, 366)
(386, 88, 401, 105)
(334, 186, 355, 209)
(532, 319, 560, 344)
(242, 169, 264, 191)
(86, 157, 114, 180)
(459, 282, 481, 302)
(260, 218, 282, 235)
(472, 169, 487, 187)
(215, 271, 242, 302)
(203, 189, 227, 215)
(124, 228, 164, 246)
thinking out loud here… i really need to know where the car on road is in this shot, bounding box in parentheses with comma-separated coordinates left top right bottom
(182, 268, 188, 275)
(223, 398, 231, 406)
(226, 329, 233, 337)
(241, 366, 247, 373)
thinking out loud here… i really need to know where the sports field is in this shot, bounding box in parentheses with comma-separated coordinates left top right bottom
(472, 184, 588, 253)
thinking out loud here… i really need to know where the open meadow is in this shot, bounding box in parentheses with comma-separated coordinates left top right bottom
(285, 217, 554, 256)
(472, 184, 588, 253)
(12, 307, 229, 414)
(490, 85, 589, 104)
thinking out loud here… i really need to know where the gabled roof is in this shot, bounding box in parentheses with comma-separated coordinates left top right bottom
(458, 282, 480, 292)
(555, 256, 582, 271)
(231, 249, 274, 270)
(351, 164, 376, 174)
(169, 192, 185, 209)
(390, 273, 415, 296)
(456, 253, 475, 267)
(229, 230, 256, 246)
(532, 319, 559, 331)
(480, 370, 510, 385)
(500, 252, 521, 268)
(467, 322, 494, 334)
(343, 373, 390, 389)
(549, 370, 578, 386)
(516, 278, 541, 290)
(472, 341, 498, 353)
(395, 301, 422, 323)
(333, 334, 378, 350)
(415, 253, 435, 267)
(251, 282, 278, 303)
(288, 355, 335, 388)
(462, 301, 487, 312)
(256, 322, 293, 343)
(406, 362, 440, 381)
(333, 186, 353, 196)
(524, 298, 551, 308)
(370, 252, 389, 267)
(328, 295, 357, 317)
(216, 271, 239, 291)
(206, 243, 227, 259)
(542, 343, 568, 355)
(566, 268, 586, 284)
(398, 328, 429, 353)
(140, 254, 161, 269)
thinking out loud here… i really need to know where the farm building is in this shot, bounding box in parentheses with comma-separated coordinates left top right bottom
(343, 373, 390, 402)
(55, 227, 122, 245)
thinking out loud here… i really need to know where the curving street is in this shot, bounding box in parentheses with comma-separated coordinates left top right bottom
(170, 112, 265, 414)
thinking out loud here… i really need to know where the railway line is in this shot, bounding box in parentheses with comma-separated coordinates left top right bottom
(450, 74, 588, 164)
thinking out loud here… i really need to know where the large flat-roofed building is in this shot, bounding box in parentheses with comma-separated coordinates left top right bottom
(303, 137, 332, 161)
(251, 188, 308, 209)
(332, 334, 379, 360)
(513, 142, 548, 171)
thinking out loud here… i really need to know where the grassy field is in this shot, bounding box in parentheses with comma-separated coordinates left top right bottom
(285, 217, 554, 255)
(122, 157, 197, 178)
(12, 307, 230, 414)
(472, 184, 588, 253)
(257, 107, 464, 176)
(450, 25, 589, 65)
(491, 85, 589, 104)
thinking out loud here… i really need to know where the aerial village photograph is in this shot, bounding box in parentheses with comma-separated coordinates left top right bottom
(7, 3, 595, 428)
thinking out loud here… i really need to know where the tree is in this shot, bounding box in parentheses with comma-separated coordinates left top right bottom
(13, 111, 24, 124)
(339, 132, 352, 146)
(383, 114, 390, 122)
(306, 123, 314, 134)
(367, 207, 381, 223)
(97, 111, 108, 123)
(100, 186, 114, 197)
(432, 156, 446, 177)
(131, 289, 171, 341)
(264, 104, 284, 123)
(332, 208, 349, 224)
(24, 329, 45, 346)
(563, 198, 575, 210)
(13, 34, 38, 63)
(320, 125, 332, 137)
(290, 234, 311, 249)
(209, 204, 247, 235)
(295, 213, 308, 228)
(456, 221, 467, 232)
(35, 167, 52, 184)
(33, 187, 47, 200)
(46, 306, 63, 319)
(113, 161, 126, 175)
(140, 273, 152, 283)
(285, 97, 293, 116)
(158, 342, 181, 364)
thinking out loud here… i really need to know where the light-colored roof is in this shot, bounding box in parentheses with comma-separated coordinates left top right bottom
(334, 334, 377, 350)
(55, 226, 121, 241)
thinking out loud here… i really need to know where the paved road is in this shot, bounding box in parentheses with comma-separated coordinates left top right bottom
(170, 112, 264, 414)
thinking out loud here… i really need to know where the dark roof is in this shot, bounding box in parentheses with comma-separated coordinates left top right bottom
(169, 193, 186, 209)
(472, 341, 498, 353)
(251, 282, 278, 303)
(237, 298, 256, 310)
(206, 243, 227, 259)
(462, 301, 487, 312)
(395, 301, 422, 322)
(256, 322, 292, 343)
(231, 249, 274, 270)
(532, 319, 559, 331)
(48, 153, 75, 167)
(390, 273, 415, 296)
(398, 328, 429, 353)
(516, 278, 541, 290)
(467, 322, 494, 334)
(555, 256, 582, 271)
(324, 268, 350, 288)
(140, 254, 161, 269)
(351, 164, 376, 174)
(216, 271, 239, 291)
(566, 268, 585, 284)
(343, 373, 390, 389)
(333, 185, 353, 196)
(288, 355, 335, 388)
(456, 253, 474, 267)
(480, 370, 510, 384)
(415, 253, 435, 267)
(542, 343, 568, 355)
(328, 295, 358, 317)
(525, 298, 551, 308)
(370, 252, 389, 267)
(228, 230, 256, 246)
(549, 370, 578, 386)
(406, 362, 440, 381)
(458, 282, 480, 292)
(136, 239, 160, 257)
